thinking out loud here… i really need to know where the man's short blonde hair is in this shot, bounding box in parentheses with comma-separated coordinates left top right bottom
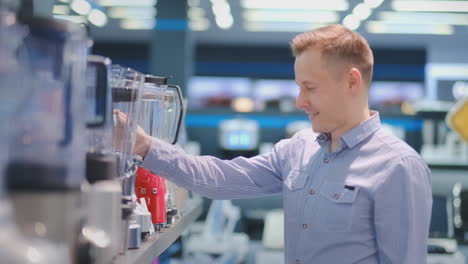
(291, 24, 374, 86)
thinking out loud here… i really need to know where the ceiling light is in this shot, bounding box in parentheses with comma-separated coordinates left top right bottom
(71, 0, 91, 15)
(244, 22, 327, 32)
(353, 3, 371, 20)
(243, 10, 339, 23)
(53, 5, 70, 15)
(241, 0, 349, 11)
(343, 14, 360, 30)
(212, 0, 231, 15)
(211, 0, 233, 30)
(188, 7, 205, 20)
(58, 0, 70, 3)
(364, 0, 384, 9)
(392, 1, 468, 12)
(190, 18, 210, 31)
(366, 21, 454, 34)
(215, 15, 233, 29)
(120, 19, 155, 30)
(108, 7, 156, 19)
(100, 0, 156, 7)
(54, 15, 87, 24)
(88, 9, 108, 27)
(379, 11, 468, 25)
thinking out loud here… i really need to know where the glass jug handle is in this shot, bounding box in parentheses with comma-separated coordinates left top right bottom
(167, 85, 184, 145)
(86, 56, 112, 129)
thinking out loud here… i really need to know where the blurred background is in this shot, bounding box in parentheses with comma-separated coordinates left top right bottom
(3, 0, 468, 263)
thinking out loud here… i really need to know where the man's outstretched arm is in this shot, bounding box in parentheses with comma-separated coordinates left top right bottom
(140, 137, 287, 200)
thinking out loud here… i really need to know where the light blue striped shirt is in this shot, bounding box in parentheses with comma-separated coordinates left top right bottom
(141, 111, 432, 264)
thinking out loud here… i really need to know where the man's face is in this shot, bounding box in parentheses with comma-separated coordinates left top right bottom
(294, 47, 348, 134)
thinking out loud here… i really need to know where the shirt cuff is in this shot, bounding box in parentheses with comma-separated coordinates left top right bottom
(140, 137, 180, 181)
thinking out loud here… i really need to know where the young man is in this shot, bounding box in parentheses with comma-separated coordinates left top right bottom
(127, 24, 432, 263)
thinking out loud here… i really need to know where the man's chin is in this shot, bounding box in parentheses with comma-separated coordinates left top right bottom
(312, 125, 328, 134)
(312, 127, 322, 134)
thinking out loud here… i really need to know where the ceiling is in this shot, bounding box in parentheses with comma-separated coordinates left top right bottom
(51, 0, 468, 48)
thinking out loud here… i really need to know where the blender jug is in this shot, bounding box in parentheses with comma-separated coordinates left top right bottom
(111, 65, 143, 184)
(0, 2, 62, 263)
(83, 55, 122, 263)
(6, 16, 87, 190)
(86, 55, 116, 183)
(136, 76, 184, 230)
(139, 76, 183, 144)
(4, 15, 88, 263)
(111, 65, 144, 251)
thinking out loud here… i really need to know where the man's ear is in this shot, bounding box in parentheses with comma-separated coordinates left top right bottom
(348, 67, 362, 95)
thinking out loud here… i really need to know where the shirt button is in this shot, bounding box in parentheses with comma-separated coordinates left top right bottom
(309, 189, 316, 195)
(303, 224, 308, 229)
(333, 194, 340, 200)
(324, 158, 329, 163)
(296, 259, 300, 264)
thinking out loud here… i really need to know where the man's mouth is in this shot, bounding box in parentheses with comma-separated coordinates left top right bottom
(304, 110, 320, 120)
(309, 111, 320, 119)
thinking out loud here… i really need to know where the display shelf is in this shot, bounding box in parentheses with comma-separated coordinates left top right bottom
(114, 198, 203, 264)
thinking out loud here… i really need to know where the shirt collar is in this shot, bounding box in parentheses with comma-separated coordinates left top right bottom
(315, 111, 381, 150)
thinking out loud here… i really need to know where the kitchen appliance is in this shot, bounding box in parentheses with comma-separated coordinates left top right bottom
(135, 166, 167, 232)
(111, 64, 144, 250)
(135, 75, 184, 229)
(5, 15, 88, 263)
(82, 55, 122, 263)
(138, 76, 183, 144)
(0, 1, 62, 263)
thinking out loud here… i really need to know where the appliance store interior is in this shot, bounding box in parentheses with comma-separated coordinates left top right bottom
(1, 0, 468, 263)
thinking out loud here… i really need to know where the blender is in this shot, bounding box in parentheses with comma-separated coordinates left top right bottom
(135, 76, 184, 230)
(111, 65, 144, 250)
(4, 14, 88, 263)
(0, 1, 60, 263)
(82, 55, 122, 263)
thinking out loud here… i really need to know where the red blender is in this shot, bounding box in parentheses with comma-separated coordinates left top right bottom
(135, 166, 167, 232)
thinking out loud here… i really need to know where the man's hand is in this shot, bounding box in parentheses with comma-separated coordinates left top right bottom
(134, 121, 152, 158)
(113, 109, 152, 158)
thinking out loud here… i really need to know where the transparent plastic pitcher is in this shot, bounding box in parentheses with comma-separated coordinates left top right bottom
(111, 65, 143, 179)
(86, 55, 117, 183)
(0, 0, 27, 196)
(6, 17, 88, 191)
(139, 75, 183, 144)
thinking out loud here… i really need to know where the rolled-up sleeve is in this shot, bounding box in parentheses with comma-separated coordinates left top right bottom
(140, 137, 287, 200)
(373, 156, 432, 264)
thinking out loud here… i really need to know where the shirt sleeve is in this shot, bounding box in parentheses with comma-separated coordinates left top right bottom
(140, 137, 288, 200)
(373, 155, 433, 264)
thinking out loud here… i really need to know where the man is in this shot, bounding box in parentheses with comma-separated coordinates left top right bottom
(125, 24, 432, 263)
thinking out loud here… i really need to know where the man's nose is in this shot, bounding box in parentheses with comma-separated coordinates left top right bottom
(296, 92, 307, 111)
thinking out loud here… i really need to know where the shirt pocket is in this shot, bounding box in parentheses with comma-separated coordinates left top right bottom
(317, 181, 360, 231)
(284, 170, 308, 191)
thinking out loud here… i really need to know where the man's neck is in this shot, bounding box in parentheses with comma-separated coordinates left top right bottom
(329, 109, 371, 152)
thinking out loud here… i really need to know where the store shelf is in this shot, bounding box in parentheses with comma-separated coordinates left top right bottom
(114, 198, 203, 264)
